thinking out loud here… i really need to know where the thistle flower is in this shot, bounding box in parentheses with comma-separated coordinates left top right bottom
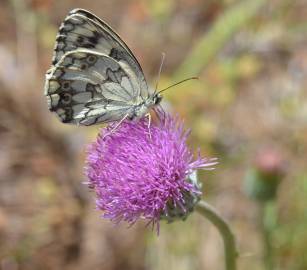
(244, 147, 286, 201)
(85, 112, 217, 231)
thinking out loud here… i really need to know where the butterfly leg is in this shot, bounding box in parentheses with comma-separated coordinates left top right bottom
(102, 114, 129, 140)
(145, 113, 152, 140)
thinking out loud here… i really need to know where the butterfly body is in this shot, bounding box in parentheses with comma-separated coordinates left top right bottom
(45, 9, 161, 126)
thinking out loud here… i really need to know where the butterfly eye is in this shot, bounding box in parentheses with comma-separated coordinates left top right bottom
(62, 81, 71, 90)
(154, 94, 162, 105)
(87, 55, 97, 64)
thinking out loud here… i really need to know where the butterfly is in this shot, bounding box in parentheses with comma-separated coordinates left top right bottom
(44, 8, 163, 126)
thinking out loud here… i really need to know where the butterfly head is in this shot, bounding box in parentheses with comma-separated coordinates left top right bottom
(153, 93, 163, 105)
(144, 93, 162, 108)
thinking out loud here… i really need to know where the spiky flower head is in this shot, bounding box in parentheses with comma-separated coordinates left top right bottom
(85, 112, 217, 231)
(244, 147, 286, 201)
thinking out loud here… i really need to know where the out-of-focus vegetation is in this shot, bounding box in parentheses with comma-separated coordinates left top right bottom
(0, 0, 306, 269)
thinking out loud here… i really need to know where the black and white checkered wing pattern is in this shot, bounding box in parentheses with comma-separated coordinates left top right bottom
(44, 9, 148, 125)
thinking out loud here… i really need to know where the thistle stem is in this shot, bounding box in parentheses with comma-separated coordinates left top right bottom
(259, 201, 276, 270)
(195, 200, 238, 270)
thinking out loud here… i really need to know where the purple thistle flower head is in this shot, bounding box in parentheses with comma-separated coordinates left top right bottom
(85, 112, 217, 231)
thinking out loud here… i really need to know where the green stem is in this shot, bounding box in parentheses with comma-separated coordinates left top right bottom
(259, 202, 276, 270)
(195, 200, 238, 270)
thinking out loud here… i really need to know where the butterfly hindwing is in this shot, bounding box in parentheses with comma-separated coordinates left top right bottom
(45, 49, 138, 125)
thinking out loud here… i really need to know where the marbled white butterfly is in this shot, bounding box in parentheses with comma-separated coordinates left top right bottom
(44, 8, 162, 126)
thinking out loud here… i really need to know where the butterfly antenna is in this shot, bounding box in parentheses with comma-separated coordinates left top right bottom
(158, 77, 198, 94)
(154, 52, 166, 94)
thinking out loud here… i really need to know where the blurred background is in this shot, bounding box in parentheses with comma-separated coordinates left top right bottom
(0, 0, 307, 269)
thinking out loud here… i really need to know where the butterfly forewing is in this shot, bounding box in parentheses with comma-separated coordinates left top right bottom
(45, 9, 150, 125)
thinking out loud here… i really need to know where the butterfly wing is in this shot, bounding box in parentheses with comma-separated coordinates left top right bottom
(45, 49, 143, 125)
(45, 9, 149, 125)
